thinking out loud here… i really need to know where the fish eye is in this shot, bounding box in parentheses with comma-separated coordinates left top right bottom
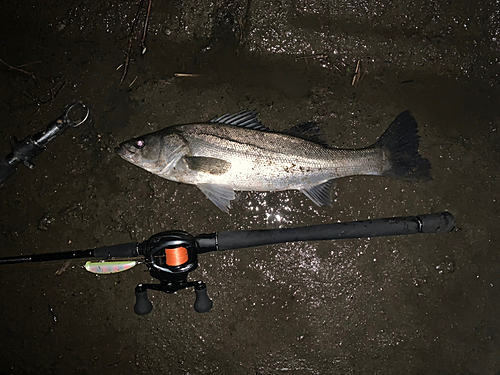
(134, 138, 145, 149)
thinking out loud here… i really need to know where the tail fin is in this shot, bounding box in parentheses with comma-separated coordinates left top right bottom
(374, 110, 432, 181)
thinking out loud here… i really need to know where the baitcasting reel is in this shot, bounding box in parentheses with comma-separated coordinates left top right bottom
(134, 231, 213, 315)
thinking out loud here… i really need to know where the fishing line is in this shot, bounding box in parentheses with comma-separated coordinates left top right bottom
(165, 247, 189, 266)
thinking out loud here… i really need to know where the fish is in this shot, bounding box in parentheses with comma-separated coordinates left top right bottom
(116, 110, 431, 212)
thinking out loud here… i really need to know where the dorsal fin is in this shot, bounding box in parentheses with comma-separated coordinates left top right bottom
(209, 110, 270, 131)
(284, 122, 329, 146)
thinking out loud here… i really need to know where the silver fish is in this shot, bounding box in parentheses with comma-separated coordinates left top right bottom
(116, 110, 431, 212)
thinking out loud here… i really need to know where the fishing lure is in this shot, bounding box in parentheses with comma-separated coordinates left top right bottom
(84, 260, 138, 274)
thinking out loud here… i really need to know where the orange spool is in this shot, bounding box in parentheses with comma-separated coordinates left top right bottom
(164, 247, 188, 266)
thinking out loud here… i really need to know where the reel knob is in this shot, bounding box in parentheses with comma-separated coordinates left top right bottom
(134, 284, 153, 315)
(194, 281, 213, 313)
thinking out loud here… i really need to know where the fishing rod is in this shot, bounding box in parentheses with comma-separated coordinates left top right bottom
(0, 212, 455, 315)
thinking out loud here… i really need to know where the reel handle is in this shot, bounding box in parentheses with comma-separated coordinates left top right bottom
(133, 281, 213, 315)
(134, 284, 153, 315)
(194, 282, 213, 313)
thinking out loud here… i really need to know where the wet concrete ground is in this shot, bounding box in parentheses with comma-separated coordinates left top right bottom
(0, 0, 499, 374)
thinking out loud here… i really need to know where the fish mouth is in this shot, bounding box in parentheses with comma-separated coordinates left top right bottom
(115, 143, 136, 160)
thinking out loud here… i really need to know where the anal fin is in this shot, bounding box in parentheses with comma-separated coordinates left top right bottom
(300, 180, 336, 207)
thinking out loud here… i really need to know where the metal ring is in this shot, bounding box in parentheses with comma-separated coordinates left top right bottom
(63, 102, 90, 127)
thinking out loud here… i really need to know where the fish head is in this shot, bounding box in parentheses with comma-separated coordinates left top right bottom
(115, 129, 187, 175)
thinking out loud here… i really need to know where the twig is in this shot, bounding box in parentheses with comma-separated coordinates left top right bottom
(0, 58, 37, 83)
(236, 0, 252, 55)
(140, 0, 152, 55)
(22, 80, 67, 105)
(50, 80, 66, 99)
(351, 60, 367, 86)
(120, 0, 145, 84)
(22, 91, 37, 103)
(129, 76, 138, 87)
(120, 38, 134, 84)
(16, 61, 42, 68)
(174, 73, 201, 77)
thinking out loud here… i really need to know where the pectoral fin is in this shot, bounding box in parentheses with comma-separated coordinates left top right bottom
(185, 156, 231, 175)
(300, 180, 336, 207)
(197, 183, 236, 213)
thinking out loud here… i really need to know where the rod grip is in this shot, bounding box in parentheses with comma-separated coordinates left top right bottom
(215, 212, 455, 251)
